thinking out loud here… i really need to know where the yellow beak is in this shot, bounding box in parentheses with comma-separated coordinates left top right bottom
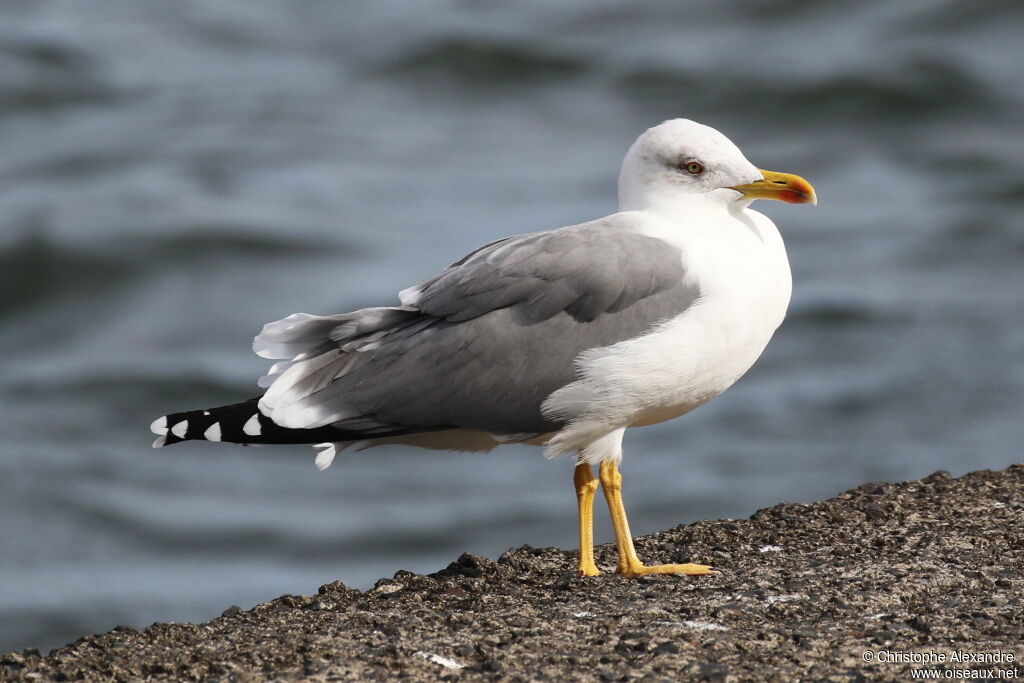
(730, 169, 817, 205)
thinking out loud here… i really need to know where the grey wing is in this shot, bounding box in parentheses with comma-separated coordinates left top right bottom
(402, 220, 685, 324)
(256, 214, 699, 436)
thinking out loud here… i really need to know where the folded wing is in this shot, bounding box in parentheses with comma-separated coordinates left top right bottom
(256, 214, 699, 438)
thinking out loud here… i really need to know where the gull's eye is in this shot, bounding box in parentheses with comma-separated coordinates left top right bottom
(678, 160, 704, 175)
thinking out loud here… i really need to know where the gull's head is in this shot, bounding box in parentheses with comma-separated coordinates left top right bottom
(618, 118, 816, 212)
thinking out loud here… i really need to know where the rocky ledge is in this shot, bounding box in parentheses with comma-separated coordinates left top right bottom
(3, 466, 1024, 682)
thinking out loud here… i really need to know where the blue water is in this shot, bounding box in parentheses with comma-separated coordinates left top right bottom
(1, 0, 1022, 654)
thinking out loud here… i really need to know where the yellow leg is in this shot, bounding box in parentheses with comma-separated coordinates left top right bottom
(574, 463, 600, 576)
(598, 460, 715, 577)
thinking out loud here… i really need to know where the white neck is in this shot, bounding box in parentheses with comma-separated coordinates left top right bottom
(618, 185, 740, 221)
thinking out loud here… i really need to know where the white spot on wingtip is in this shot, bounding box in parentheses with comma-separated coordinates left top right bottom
(171, 420, 188, 438)
(204, 422, 222, 441)
(150, 416, 167, 435)
(152, 435, 167, 448)
(313, 442, 338, 470)
(243, 414, 262, 436)
(202, 410, 210, 416)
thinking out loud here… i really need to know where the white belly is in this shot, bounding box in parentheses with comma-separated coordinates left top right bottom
(626, 293, 785, 427)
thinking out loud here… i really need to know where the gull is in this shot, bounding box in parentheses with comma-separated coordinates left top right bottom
(151, 118, 816, 577)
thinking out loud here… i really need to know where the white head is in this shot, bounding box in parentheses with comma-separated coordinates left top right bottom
(618, 119, 815, 212)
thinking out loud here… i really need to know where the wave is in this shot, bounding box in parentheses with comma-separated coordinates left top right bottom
(0, 230, 343, 319)
(888, 0, 1024, 34)
(787, 299, 897, 329)
(7, 372, 249, 405)
(381, 37, 589, 84)
(0, 233, 134, 318)
(617, 58, 996, 123)
(141, 228, 340, 261)
(0, 37, 123, 113)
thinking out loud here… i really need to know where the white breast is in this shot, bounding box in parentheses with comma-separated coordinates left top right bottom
(542, 206, 792, 454)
